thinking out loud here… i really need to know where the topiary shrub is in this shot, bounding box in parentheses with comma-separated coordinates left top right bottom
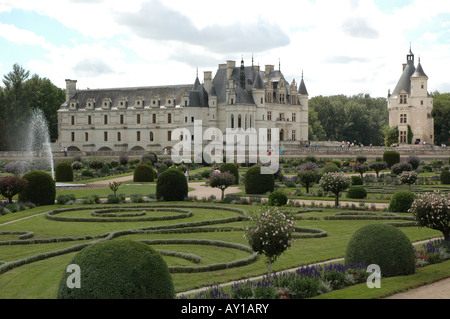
(268, 190, 288, 206)
(388, 190, 416, 213)
(321, 163, 340, 174)
(219, 163, 239, 185)
(55, 162, 74, 182)
(391, 161, 413, 175)
(19, 171, 56, 206)
(57, 240, 174, 299)
(383, 151, 400, 168)
(345, 224, 415, 277)
(133, 163, 155, 182)
(156, 167, 188, 201)
(244, 166, 275, 195)
(440, 169, 450, 185)
(351, 175, 363, 185)
(347, 186, 367, 199)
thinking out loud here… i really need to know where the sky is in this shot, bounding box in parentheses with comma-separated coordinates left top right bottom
(0, 0, 449, 98)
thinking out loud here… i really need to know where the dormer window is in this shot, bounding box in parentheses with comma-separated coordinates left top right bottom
(69, 99, 78, 110)
(86, 98, 95, 110)
(118, 98, 128, 109)
(102, 98, 112, 109)
(400, 94, 407, 104)
(151, 97, 160, 107)
(135, 96, 144, 108)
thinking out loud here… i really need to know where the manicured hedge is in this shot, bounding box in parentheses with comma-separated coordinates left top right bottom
(244, 166, 274, 194)
(19, 171, 55, 206)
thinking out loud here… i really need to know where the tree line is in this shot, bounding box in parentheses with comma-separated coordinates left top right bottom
(0, 63, 448, 151)
(309, 92, 450, 146)
(0, 64, 65, 151)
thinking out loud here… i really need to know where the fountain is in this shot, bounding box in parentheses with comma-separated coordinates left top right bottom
(26, 109, 55, 179)
(26, 109, 85, 187)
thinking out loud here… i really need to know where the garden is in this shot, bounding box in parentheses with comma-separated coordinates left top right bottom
(0, 151, 449, 299)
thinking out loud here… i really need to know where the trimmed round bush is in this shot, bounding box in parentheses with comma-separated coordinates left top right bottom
(244, 165, 275, 194)
(219, 163, 239, 185)
(156, 167, 188, 201)
(57, 240, 174, 299)
(347, 186, 367, 199)
(388, 190, 416, 213)
(133, 163, 155, 182)
(383, 151, 400, 168)
(440, 169, 450, 185)
(345, 224, 415, 277)
(268, 190, 288, 206)
(55, 162, 74, 182)
(321, 163, 340, 174)
(351, 175, 363, 185)
(391, 162, 412, 175)
(19, 171, 56, 206)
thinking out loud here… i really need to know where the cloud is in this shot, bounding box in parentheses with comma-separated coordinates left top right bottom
(114, 0, 290, 54)
(326, 56, 370, 64)
(73, 57, 114, 77)
(341, 17, 379, 39)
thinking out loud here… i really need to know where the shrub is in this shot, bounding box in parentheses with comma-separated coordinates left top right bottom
(368, 161, 388, 178)
(268, 190, 288, 206)
(297, 163, 319, 193)
(19, 171, 56, 206)
(405, 156, 420, 170)
(119, 155, 129, 166)
(244, 206, 295, 273)
(219, 163, 239, 185)
(209, 171, 235, 200)
(244, 166, 275, 195)
(388, 190, 416, 213)
(352, 163, 368, 179)
(319, 172, 352, 207)
(440, 169, 450, 185)
(88, 158, 105, 171)
(383, 151, 400, 168)
(351, 175, 363, 185)
(321, 163, 340, 174)
(355, 155, 367, 164)
(391, 162, 413, 175)
(57, 240, 174, 299)
(133, 163, 155, 182)
(398, 171, 419, 189)
(410, 191, 450, 239)
(0, 175, 28, 203)
(71, 161, 83, 171)
(55, 162, 73, 182)
(347, 186, 367, 199)
(345, 224, 415, 277)
(156, 167, 188, 201)
(81, 169, 94, 178)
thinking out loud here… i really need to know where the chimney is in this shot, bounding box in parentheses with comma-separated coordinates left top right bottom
(65, 79, 77, 102)
(265, 65, 274, 75)
(204, 71, 212, 94)
(226, 60, 235, 80)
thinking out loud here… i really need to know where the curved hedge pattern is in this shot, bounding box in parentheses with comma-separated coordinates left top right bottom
(0, 204, 328, 276)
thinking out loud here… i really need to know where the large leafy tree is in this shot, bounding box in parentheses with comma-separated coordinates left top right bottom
(0, 64, 64, 150)
(431, 91, 450, 146)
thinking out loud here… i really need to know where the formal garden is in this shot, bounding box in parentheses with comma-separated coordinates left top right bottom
(0, 151, 449, 299)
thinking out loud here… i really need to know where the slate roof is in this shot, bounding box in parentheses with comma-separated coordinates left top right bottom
(391, 61, 415, 98)
(61, 84, 193, 109)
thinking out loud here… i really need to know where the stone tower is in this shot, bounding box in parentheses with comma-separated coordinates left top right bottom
(388, 48, 434, 145)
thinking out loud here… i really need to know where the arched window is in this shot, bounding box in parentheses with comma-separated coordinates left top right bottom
(231, 114, 234, 129)
(150, 132, 154, 142)
(238, 114, 242, 128)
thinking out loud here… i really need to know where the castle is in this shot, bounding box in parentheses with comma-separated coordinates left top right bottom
(388, 48, 434, 145)
(57, 58, 309, 154)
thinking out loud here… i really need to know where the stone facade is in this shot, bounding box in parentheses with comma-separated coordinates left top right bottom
(57, 58, 309, 153)
(388, 49, 434, 145)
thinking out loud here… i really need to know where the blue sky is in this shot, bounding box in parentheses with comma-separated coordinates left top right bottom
(0, 0, 449, 97)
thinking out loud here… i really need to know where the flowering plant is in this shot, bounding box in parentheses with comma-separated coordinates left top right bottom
(0, 175, 28, 203)
(244, 206, 295, 273)
(209, 171, 235, 199)
(398, 171, 419, 189)
(319, 172, 352, 207)
(409, 191, 450, 239)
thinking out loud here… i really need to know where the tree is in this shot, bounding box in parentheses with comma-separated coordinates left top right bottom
(431, 91, 450, 146)
(297, 163, 319, 193)
(409, 191, 450, 239)
(209, 171, 235, 200)
(352, 162, 368, 179)
(368, 161, 388, 178)
(0, 175, 28, 203)
(319, 172, 352, 207)
(398, 171, 418, 190)
(244, 206, 295, 274)
(383, 125, 399, 147)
